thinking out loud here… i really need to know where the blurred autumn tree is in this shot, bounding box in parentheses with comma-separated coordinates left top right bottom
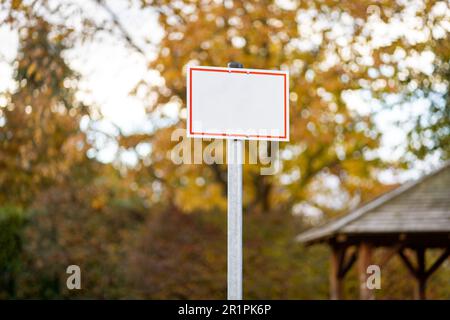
(0, 17, 89, 206)
(0, 6, 149, 298)
(0, 0, 449, 299)
(130, 0, 450, 216)
(130, 0, 385, 216)
(0, 9, 94, 298)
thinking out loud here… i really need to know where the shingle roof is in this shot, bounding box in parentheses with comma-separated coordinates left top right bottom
(297, 162, 450, 244)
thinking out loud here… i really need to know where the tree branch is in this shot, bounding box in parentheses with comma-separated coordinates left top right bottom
(95, 0, 146, 56)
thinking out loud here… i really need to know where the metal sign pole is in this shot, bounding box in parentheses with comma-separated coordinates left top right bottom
(227, 138, 243, 300)
(227, 62, 243, 300)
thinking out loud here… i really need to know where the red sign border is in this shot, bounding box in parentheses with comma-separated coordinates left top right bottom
(188, 67, 288, 140)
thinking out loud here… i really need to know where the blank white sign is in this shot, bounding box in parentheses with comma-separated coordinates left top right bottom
(186, 66, 289, 141)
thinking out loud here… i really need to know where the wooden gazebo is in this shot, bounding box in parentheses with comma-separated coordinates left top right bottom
(297, 162, 450, 300)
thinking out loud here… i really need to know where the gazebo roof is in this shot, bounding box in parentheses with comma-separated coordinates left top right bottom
(297, 162, 450, 245)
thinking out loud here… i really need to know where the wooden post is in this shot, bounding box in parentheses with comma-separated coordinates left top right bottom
(415, 247, 426, 300)
(330, 246, 344, 300)
(358, 242, 374, 300)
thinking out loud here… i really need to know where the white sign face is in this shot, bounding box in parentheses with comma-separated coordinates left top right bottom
(186, 66, 289, 141)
